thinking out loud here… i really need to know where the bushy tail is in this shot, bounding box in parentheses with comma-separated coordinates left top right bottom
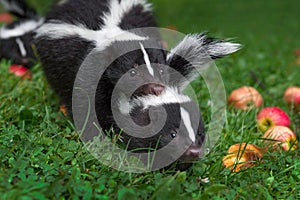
(0, 0, 37, 18)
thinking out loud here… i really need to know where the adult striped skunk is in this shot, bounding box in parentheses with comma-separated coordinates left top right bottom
(0, 0, 43, 68)
(4, 0, 240, 169)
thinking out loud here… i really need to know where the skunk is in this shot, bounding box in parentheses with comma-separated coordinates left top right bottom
(0, 0, 43, 67)
(7, 0, 240, 169)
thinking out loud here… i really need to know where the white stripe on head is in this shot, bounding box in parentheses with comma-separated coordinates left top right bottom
(139, 42, 154, 76)
(0, 18, 44, 39)
(180, 107, 196, 142)
(16, 38, 27, 57)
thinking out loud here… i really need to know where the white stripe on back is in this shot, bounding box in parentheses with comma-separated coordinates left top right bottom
(35, 22, 148, 51)
(180, 107, 196, 142)
(35, 0, 152, 51)
(139, 42, 154, 76)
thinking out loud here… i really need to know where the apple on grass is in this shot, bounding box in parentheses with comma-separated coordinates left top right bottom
(257, 107, 290, 132)
(9, 64, 32, 80)
(228, 86, 263, 110)
(263, 126, 298, 151)
(223, 143, 264, 172)
(284, 86, 300, 111)
(0, 12, 13, 23)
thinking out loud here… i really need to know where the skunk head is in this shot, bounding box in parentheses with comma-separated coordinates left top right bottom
(104, 40, 169, 97)
(109, 34, 240, 169)
(0, 18, 43, 67)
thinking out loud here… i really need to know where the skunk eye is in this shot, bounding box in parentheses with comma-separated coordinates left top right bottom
(159, 67, 164, 74)
(170, 130, 177, 138)
(129, 69, 138, 77)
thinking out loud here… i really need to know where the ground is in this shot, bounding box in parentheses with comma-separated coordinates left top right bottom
(0, 0, 299, 199)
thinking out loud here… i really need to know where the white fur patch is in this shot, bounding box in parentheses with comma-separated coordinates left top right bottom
(139, 42, 154, 76)
(118, 87, 192, 114)
(0, 18, 44, 39)
(16, 38, 27, 57)
(180, 107, 196, 142)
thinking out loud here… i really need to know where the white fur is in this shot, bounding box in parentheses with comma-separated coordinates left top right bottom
(0, 18, 44, 39)
(139, 43, 154, 76)
(118, 87, 192, 114)
(16, 38, 27, 57)
(180, 107, 196, 142)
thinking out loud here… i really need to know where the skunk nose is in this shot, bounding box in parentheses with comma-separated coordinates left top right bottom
(183, 145, 202, 160)
(21, 58, 29, 64)
(134, 83, 165, 96)
(149, 83, 165, 95)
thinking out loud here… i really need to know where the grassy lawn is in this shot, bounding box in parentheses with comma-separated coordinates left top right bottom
(0, 0, 299, 199)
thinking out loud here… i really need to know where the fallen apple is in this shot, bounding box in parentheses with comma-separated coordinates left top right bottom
(227, 143, 264, 157)
(228, 86, 263, 110)
(0, 12, 13, 23)
(283, 86, 300, 111)
(263, 126, 298, 151)
(223, 143, 264, 172)
(9, 64, 32, 80)
(257, 107, 290, 132)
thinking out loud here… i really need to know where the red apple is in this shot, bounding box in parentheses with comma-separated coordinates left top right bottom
(9, 64, 32, 80)
(294, 48, 300, 57)
(257, 107, 290, 132)
(228, 86, 263, 110)
(0, 12, 13, 23)
(263, 126, 298, 151)
(223, 143, 264, 172)
(284, 86, 300, 111)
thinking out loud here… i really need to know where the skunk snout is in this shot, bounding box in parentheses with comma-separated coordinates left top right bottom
(21, 58, 29, 64)
(181, 144, 203, 161)
(135, 83, 165, 96)
(148, 83, 165, 95)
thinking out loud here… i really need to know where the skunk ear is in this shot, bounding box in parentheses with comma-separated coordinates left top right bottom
(167, 33, 241, 90)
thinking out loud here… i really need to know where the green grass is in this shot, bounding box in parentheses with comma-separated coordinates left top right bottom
(1, 0, 300, 199)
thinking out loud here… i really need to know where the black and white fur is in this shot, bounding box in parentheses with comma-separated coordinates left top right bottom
(5, 0, 240, 169)
(0, 0, 43, 67)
